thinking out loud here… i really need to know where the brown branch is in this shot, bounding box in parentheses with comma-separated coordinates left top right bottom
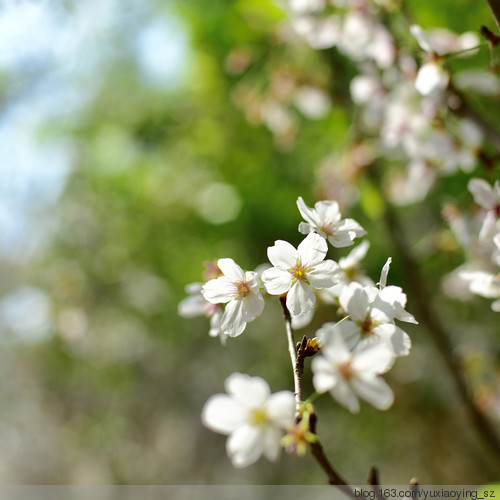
(486, 0, 500, 27)
(279, 297, 355, 490)
(449, 85, 500, 152)
(369, 169, 500, 462)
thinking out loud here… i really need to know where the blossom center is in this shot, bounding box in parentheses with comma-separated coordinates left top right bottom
(289, 260, 309, 281)
(338, 360, 355, 380)
(235, 281, 250, 298)
(320, 222, 335, 236)
(249, 407, 268, 428)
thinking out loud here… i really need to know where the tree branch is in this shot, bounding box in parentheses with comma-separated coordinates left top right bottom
(279, 297, 354, 491)
(369, 168, 500, 462)
(486, 0, 500, 27)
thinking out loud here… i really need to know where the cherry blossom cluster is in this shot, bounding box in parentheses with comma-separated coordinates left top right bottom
(289, 1, 493, 200)
(443, 178, 500, 311)
(228, 1, 498, 208)
(179, 197, 417, 468)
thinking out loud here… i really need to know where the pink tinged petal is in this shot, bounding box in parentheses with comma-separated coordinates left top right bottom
(242, 291, 265, 322)
(202, 277, 238, 304)
(350, 376, 394, 410)
(297, 232, 328, 267)
(262, 426, 282, 462)
(286, 280, 316, 316)
(227, 425, 264, 468)
(266, 391, 296, 427)
(217, 258, 245, 282)
(209, 309, 223, 338)
(331, 378, 360, 413)
(468, 178, 495, 210)
(297, 196, 321, 227)
(178, 294, 206, 318)
(221, 299, 247, 337)
(201, 394, 247, 434)
(261, 268, 293, 295)
(225, 373, 271, 408)
(267, 240, 298, 269)
(373, 323, 412, 357)
(307, 259, 340, 289)
(352, 340, 395, 375)
(185, 282, 203, 294)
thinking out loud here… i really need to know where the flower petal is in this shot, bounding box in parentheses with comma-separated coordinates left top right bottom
(217, 258, 245, 282)
(267, 240, 298, 270)
(202, 277, 237, 304)
(286, 280, 315, 316)
(350, 376, 394, 410)
(242, 290, 265, 322)
(315, 200, 341, 226)
(297, 232, 328, 267)
(221, 299, 247, 337)
(227, 425, 263, 468)
(297, 196, 321, 226)
(339, 282, 369, 322)
(311, 356, 339, 393)
(201, 394, 247, 434)
(338, 218, 366, 237)
(266, 391, 296, 427)
(373, 323, 412, 357)
(352, 339, 395, 374)
(468, 178, 495, 210)
(262, 267, 293, 295)
(225, 373, 271, 408)
(307, 259, 340, 289)
(262, 426, 282, 462)
(330, 378, 360, 413)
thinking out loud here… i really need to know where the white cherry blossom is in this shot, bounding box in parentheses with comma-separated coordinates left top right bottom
(297, 197, 366, 248)
(414, 61, 449, 96)
(202, 259, 264, 337)
(335, 282, 412, 356)
(261, 232, 340, 316)
(319, 240, 374, 302)
(311, 329, 395, 413)
(201, 373, 296, 468)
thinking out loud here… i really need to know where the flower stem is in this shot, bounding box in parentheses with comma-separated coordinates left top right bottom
(279, 296, 302, 405)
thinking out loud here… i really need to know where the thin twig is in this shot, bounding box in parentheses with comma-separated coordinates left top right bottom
(449, 85, 500, 152)
(279, 296, 354, 490)
(369, 168, 500, 462)
(279, 296, 302, 404)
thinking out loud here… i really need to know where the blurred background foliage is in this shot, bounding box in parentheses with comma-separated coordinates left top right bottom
(0, 0, 499, 485)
